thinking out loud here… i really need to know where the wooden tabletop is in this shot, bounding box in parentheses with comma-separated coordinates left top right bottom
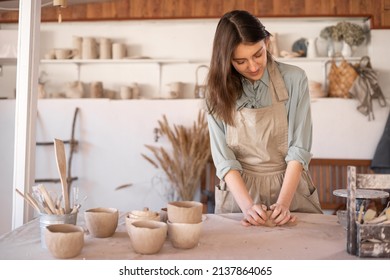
(0, 212, 359, 260)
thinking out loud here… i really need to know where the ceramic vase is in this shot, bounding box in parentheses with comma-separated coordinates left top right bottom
(341, 41, 352, 57)
(306, 38, 318, 58)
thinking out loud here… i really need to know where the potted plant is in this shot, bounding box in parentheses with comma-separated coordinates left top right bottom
(142, 111, 211, 201)
(320, 21, 368, 57)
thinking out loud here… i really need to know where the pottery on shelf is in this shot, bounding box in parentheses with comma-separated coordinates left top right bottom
(306, 38, 318, 58)
(65, 81, 84, 98)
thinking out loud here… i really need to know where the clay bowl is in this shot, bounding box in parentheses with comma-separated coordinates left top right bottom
(125, 207, 160, 228)
(84, 207, 119, 238)
(167, 201, 203, 224)
(45, 224, 84, 259)
(167, 220, 202, 249)
(128, 220, 167, 255)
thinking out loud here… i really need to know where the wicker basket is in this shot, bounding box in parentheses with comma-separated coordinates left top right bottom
(327, 59, 358, 98)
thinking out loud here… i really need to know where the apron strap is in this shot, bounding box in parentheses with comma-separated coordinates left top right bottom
(267, 53, 289, 103)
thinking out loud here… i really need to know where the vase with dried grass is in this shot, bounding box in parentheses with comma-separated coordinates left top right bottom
(141, 110, 211, 201)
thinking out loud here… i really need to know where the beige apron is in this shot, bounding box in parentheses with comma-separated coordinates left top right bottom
(215, 57, 322, 214)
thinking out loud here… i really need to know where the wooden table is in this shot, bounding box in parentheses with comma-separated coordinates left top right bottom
(0, 212, 359, 260)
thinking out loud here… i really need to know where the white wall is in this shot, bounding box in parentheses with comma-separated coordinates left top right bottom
(0, 18, 389, 235)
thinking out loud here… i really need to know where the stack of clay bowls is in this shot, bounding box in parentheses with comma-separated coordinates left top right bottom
(125, 207, 160, 227)
(126, 207, 166, 254)
(167, 201, 203, 249)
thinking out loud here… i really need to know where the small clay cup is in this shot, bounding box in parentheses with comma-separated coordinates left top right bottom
(167, 201, 203, 224)
(128, 220, 167, 254)
(45, 224, 84, 259)
(125, 207, 160, 231)
(84, 207, 118, 238)
(167, 220, 202, 249)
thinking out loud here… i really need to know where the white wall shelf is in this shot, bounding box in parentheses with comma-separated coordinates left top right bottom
(276, 57, 363, 63)
(0, 58, 17, 65)
(39, 58, 210, 98)
(40, 58, 191, 64)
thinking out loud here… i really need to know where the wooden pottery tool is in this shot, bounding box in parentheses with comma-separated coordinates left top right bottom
(54, 138, 70, 214)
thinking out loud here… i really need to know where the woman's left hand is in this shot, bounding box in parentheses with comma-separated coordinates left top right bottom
(269, 203, 296, 225)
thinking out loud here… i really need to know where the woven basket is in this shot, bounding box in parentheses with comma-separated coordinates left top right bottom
(327, 59, 358, 98)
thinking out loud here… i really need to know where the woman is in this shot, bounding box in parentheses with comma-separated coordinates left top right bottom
(206, 10, 322, 227)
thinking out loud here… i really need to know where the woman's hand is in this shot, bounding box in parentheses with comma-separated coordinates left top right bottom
(269, 203, 296, 225)
(241, 204, 268, 226)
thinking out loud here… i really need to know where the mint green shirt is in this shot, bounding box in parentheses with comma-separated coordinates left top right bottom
(207, 61, 313, 180)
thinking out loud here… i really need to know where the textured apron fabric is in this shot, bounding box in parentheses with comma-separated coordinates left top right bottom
(215, 58, 322, 214)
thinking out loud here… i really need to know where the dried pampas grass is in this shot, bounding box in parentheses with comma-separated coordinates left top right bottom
(142, 110, 211, 201)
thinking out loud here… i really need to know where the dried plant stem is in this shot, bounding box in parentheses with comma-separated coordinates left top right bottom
(142, 110, 211, 201)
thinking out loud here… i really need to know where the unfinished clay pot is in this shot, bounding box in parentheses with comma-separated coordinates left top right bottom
(167, 220, 202, 249)
(167, 201, 203, 224)
(128, 220, 167, 254)
(84, 207, 118, 238)
(45, 224, 84, 259)
(125, 207, 160, 231)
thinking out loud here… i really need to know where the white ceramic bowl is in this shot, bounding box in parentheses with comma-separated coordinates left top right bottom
(128, 220, 167, 255)
(167, 220, 202, 249)
(167, 201, 203, 224)
(84, 207, 119, 238)
(45, 224, 84, 259)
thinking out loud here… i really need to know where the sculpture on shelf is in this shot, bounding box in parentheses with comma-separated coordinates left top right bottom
(141, 111, 211, 201)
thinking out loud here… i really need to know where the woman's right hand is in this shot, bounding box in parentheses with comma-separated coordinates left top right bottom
(241, 204, 268, 226)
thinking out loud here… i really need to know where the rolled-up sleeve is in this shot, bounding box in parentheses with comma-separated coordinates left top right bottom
(207, 113, 242, 180)
(284, 68, 313, 170)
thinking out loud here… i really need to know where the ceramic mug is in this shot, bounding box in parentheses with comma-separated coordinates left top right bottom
(166, 82, 183, 98)
(130, 82, 140, 99)
(54, 48, 76, 59)
(120, 86, 132, 99)
(90, 81, 104, 98)
(72, 36, 82, 59)
(112, 43, 126, 59)
(99, 38, 112, 59)
(82, 37, 98, 59)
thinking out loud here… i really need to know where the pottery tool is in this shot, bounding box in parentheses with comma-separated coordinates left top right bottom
(54, 138, 71, 214)
(15, 188, 41, 213)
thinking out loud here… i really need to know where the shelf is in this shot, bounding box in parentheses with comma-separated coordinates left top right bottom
(276, 57, 363, 63)
(40, 58, 192, 64)
(0, 58, 17, 65)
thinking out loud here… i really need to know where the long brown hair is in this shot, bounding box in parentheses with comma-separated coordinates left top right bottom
(206, 10, 271, 125)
